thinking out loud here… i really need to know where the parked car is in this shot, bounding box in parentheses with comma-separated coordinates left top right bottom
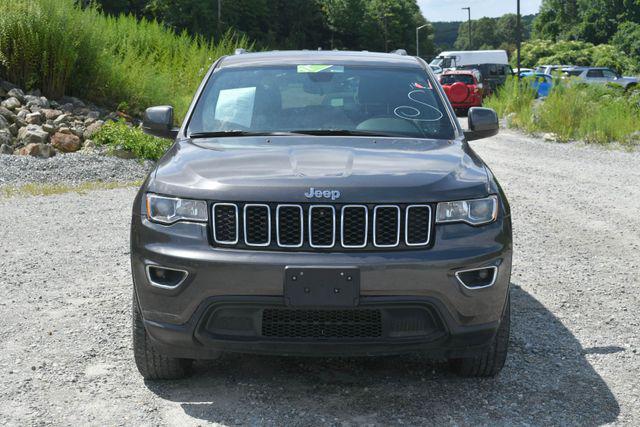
(430, 50, 508, 70)
(512, 67, 533, 74)
(133, 49, 511, 380)
(519, 71, 553, 98)
(456, 63, 513, 95)
(439, 69, 484, 113)
(562, 67, 639, 90)
(535, 64, 572, 76)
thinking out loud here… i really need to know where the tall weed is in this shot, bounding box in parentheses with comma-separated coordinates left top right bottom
(0, 0, 250, 121)
(485, 77, 640, 146)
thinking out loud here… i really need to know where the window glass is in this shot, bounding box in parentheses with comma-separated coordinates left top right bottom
(440, 74, 475, 85)
(602, 69, 618, 79)
(188, 65, 456, 139)
(587, 69, 603, 78)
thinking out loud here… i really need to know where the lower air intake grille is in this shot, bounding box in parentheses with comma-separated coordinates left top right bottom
(262, 309, 382, 338)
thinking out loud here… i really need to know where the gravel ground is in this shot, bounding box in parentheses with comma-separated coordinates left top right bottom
(0, 130, 639, 425)
(0, 153, 152, 187)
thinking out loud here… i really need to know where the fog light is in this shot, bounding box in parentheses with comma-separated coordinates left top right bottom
(455, 266, 497, 289)
(146, 265, 188, 289)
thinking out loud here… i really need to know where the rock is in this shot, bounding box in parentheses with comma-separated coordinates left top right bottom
(0, 143, 13, 155)
(83, 139, 96, 149)
(53, 114, 70, 126)
(17, 143, 56, 158)
(8, 123, 18, 137)
(0, 106, 16, 122)
(60, 103, 75, 112)
(0, 114, 8, 129)
(87, 111, 100, 120)
(111, 146, 136, 159)
(628, 130, 640, 141)
(83, 121, 103, 140)
(27, 89, 42, 97)
(0, 129, 12, 145)
(543, 133, 558, 142)
(42, 123, 56, 134)
(25, 95, 49, 109)
(58, 127, 72, 135)
(26, 112, 43, 125)
(7, 88, 25, 103)
(59, 96, 85, 108)
(0, 87, 6, 97)
(1, 97, 21, 110)
(40, 109, 62, 120)
(17, 109, 29, 120)
(51, 132, 81, 153)
(18, 124, 49, 145)
(71, 126, 85, 138)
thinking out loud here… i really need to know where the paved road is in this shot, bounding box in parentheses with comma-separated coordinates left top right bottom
(1, 130, 639, 425)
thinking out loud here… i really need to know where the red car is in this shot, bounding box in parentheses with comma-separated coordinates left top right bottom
(439, 70, 484, 114)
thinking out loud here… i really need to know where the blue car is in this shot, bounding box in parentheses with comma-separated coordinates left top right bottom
(520, 72, 553, 97)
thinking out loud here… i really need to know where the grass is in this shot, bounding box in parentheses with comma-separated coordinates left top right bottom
(485, 77, 640, 146)
(92, 120, 171, 160)
(0, 0, 251, 121)
(0, 181, 142, 198)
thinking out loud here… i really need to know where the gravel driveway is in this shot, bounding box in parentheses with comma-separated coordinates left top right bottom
(1, 130, 639, 425)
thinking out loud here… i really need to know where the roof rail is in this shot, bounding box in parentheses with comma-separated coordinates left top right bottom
(390, 49, 408, 56)
(234, 48, 247, 55)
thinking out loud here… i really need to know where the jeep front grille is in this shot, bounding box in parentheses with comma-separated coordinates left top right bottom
(211, 203, 432, 251)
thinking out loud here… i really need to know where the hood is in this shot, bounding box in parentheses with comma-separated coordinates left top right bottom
(149, 136, 490, 203)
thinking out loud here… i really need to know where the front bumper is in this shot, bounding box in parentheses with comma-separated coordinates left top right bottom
(131, 211, 512, 358)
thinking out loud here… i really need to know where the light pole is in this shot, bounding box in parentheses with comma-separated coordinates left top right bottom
(516, 0, 521, 75)
(416, 24, 429, 58)
(462, 7, 471, 49)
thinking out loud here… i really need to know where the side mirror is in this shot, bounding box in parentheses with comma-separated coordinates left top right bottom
(464, 107, 499, 141)
(142, 106, 178, 139)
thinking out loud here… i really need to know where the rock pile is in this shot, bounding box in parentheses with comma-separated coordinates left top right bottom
(0, 79, 118, 158)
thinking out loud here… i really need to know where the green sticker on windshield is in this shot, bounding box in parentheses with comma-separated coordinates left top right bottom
(297, 64, 344, 73)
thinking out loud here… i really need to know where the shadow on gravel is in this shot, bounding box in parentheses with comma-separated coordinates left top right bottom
(145, 286, 620, 425)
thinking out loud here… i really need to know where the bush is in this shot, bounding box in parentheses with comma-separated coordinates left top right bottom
(93, 120, 171, 160)
(0, 0, 251, 121)
(486, 78, 640, 146)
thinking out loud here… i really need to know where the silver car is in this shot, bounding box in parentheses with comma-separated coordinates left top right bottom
(564, 67, 639, 89)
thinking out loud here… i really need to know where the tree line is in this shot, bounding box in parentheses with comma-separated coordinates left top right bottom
(92, 0, 435, 57)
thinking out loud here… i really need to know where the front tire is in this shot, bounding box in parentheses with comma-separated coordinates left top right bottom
(448, 295, 510, 377)
(132, 292, 193, 380)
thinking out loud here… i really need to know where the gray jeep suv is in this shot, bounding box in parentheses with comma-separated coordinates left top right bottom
(131, 50, 512, 379)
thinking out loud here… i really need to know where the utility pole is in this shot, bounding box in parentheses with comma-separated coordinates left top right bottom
(462, 7, 471, 50)
(416, 24, 429, 58)
(516, 0, 521, 75)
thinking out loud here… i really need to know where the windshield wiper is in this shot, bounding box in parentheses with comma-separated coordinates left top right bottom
(189, 130, 297, 138)
(289, 129, 399, 137)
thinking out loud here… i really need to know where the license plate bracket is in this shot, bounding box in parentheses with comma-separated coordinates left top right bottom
(284, 267, 360, 307)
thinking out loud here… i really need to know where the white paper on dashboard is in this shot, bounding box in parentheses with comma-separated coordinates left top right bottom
(214, 87, 256, 127)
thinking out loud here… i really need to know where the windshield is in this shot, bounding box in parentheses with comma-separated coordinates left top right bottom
(440, 74, 475, 85)
(430, 57, 454, 69)
(187, 65, 455, 139)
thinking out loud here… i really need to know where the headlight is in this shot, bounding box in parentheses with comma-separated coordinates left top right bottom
(146, 194, 208, 224)
(436, 195, 498, 225)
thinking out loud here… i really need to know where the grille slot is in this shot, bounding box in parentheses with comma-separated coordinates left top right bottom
(212, 203, 238, 244)
(262, 308, 382, 338)
(276, 205, 303, 247)
(373, 205, 401, 247)
(308, 205, 336, 248)
(243, 204, 271, 246)
(341, 205, 368, 248)
(405, 205, 432, 246)
(210, 203, 432, 250)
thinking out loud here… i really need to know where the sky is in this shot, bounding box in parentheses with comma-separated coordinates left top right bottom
(418, 0, 543, 22)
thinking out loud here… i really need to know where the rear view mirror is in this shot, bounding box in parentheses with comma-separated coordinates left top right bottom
(143, 106, 178, 139)
(464, 107, 499, 141)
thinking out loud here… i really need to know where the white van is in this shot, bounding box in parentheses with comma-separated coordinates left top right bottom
(430, 50, 509, 71)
